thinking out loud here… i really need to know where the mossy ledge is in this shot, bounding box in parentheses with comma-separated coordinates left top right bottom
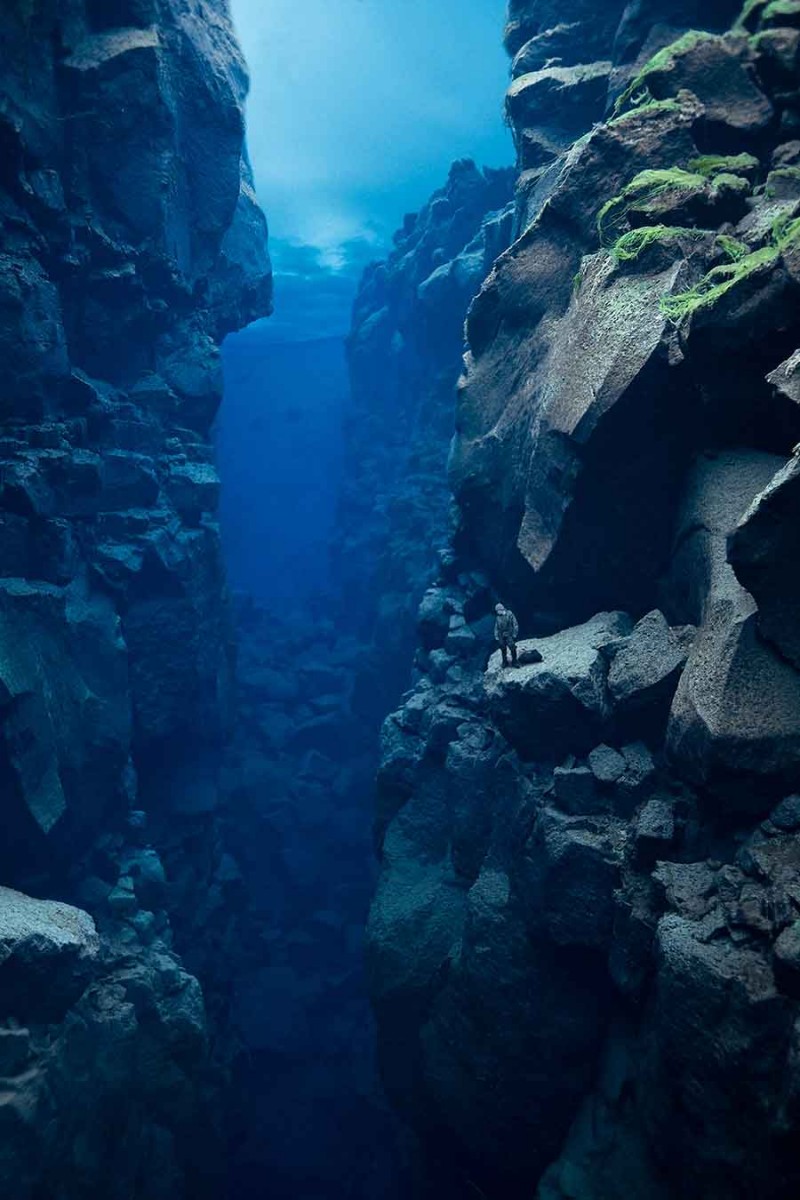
(596, 167, 749, 247)
(607, 97, 681, 127)
(689, 153, 760, 179)
(763, 0, 800, 24)
(660, 217, 800, 321)
(766, 166, 800, 197)
(597, 169, 705, 245)
(736, 0, 768, 30)
(613, 30, 717, 117)
(610, 225, 709, 264)
(738, 0, 800, 30)
(715, 233, 751, 262)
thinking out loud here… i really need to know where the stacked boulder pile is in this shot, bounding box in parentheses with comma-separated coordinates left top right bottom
(367, 2, 800, 1197)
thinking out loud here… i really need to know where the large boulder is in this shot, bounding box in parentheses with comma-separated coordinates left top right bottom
(614, 31, 774, 139)
(507, 62, 613, 167)
(766, 349, 800, 406)
(485, 612, 632, 759)
(0, 887, 98, 1021)
(608, 608, 694, 734)
(728, 455, 800, 670)
(0, 253, 69, 420)
(0, 913, 216, 1200)
(452, 137, 703, 619)
(417, 864, 612, 1195)
(666, 452, 800, 798)
(504, 0, 626, 62)
(640, 913, 799, 1197)
(522, 804, 628, 949)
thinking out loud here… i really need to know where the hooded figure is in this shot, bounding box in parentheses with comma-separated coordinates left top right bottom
(494, 603, 519, 667)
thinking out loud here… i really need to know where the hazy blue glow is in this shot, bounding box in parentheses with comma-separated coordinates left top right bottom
(229, 0, 512, 339)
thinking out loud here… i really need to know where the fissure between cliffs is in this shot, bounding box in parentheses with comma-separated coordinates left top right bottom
(4, 2, 800, 1199)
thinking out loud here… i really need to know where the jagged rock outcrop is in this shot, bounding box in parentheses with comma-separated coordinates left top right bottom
(0, 0, 270, 870)
(0, 0, 271, 1194)
(368, 3, 800, 1197)
(504, 0, 741, 209)
(0, 887, 219, 1199)
(333, 160, 515, 719)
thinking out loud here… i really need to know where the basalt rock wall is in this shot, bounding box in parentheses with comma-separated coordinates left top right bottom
(334, 160, 515, 721)
(0, 1, 271, 1195)
(368, 2, 800, 1197)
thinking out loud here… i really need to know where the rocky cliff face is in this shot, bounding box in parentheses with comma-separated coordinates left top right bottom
(0, 1, 271, 1194)
(334, 160, 514, 720)
(367, 2, 800, 1197)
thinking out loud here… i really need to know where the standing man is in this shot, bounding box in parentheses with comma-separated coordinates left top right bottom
(495, 603, 519, 668)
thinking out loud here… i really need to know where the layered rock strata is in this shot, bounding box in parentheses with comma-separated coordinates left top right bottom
(368, 2, 800, 1197)
(0, 1, 271, 1194)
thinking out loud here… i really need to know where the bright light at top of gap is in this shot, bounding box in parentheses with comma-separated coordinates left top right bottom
(229, 0, 512, 265)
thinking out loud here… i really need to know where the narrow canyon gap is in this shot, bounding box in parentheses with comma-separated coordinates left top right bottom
(3, 2, 800, 1200)
(215, 1, 513, 1195)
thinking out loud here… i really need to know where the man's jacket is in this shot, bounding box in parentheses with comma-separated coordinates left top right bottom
(495, 610, 519, 643)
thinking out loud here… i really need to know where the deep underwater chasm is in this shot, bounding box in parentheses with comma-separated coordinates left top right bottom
(4, 0, 800, 1197)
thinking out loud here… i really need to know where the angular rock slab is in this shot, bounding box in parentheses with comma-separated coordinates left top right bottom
(608, 609, 694, 737)
(667, 452, 800, 797)
(767, 349, 800, 407)
(0, 580, 131, 849)
(0, 886, 98, 1021)
(642, 913, 799, 1196)
(729, 455, 800, 670)
(524, 804, 627, 950)
(418, 863, 612, 1191)
(485, 612, 631, 760)
(618, 31, 773, 137)
(453, 205, 697, 617)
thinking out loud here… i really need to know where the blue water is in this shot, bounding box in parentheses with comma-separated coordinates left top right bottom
(218, 328, 347, 606)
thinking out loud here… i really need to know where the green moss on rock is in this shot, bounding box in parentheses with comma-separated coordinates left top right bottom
(773, 211, 800, 240)
(660, 218, 800, 321)
(766, 166, 800, 198)
(736, 0, 769, 30)
(596, 167, 749, 247)
(715, 234, 751, 261)
(611, 225, 708, 263)
(689, 153, 760, 179)
(607, 97, 681, 127)
(614, 31, 716, 116)
(763, 0, 800, 22)
(660, 247, 778, 320)
(740, 0, 800, 30)
(597, 168, 707, 245)
(710, 172, 752, 196)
